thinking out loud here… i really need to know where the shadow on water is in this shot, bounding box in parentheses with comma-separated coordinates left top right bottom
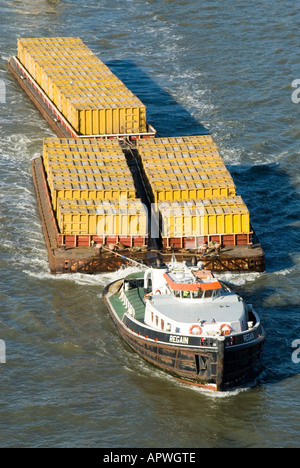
(227, 163, 300, 273)
(227, 163, 300, 387)
(106, 59, 209, 137)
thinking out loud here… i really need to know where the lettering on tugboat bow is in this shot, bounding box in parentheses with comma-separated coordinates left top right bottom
(243, 332, 255, 343)
(169, 335, 189, 344)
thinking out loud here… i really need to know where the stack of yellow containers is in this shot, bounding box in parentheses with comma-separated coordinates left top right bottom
(137, 135, 251, 246)
(18, 38, 147, 135)
(137, 135, 236, 203)
(43, 138, 137, 211)
(43, 138, 148, 245)
(159, 198, 250, 238)
(43, 138, 124, 174)
(56, 199, 148, 237)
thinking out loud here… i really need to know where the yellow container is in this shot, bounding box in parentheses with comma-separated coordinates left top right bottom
(43, 137, 123, 153)
(48, 173, 134, 189)
(42, 137, 127, 172)
(137, 136, 224, 168)
(69, 105, 146, 135)
(46, 160, 131, 176)
(140, 152, 223, 164)
(48, 175, 135, 198)
(44, 149, 125, 166)
(143, 163, 232, 179)
(150, 182, 236, 203)
(17, 37, 148, 135)
(205, 205, 250, 235)
(56, 199, 148, 236)
(142, 158, 226, 170)
(201, 196, 245, 206)
(137, 135, 238, 202)
(50, 181, 137, 211)
(159, 201, 250, 238)
(137, 135, 219, 152)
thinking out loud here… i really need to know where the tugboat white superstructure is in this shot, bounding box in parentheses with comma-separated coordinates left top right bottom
(103, 258, 265, 391)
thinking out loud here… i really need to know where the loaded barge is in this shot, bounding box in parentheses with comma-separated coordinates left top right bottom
(9, 37, 265, 274)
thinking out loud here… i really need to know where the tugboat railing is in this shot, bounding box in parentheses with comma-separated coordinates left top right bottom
(120, 287, 135, 317)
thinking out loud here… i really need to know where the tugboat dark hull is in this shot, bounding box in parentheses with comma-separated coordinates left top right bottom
(103, 281, 266, 391)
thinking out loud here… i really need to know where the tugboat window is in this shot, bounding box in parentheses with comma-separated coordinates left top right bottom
(212, 289, 221, 299)
(182, 291, 191, 299)
(204, 290, 213, 298)
(192, 290, 204, 299)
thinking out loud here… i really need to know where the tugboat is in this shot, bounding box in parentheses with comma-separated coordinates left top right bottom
(102, 257, 266, 391)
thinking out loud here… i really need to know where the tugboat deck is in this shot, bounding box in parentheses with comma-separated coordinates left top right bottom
(150, 294, 244, 325)
(110, 287, 146, 322)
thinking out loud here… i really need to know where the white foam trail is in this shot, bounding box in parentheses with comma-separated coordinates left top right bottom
(23, 264, 143, 287)
(215, 271, 263, 286)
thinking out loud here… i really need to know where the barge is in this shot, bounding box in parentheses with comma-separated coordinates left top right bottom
(103, 258, 266, 391)
(9, 37, 266, 274)
(32, 152, 265, 274)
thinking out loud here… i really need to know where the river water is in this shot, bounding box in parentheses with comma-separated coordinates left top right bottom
(1, 0, 300, 448)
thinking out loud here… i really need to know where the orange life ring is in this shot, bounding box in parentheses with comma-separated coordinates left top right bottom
(155, 290, 162, 295)
(189, 324, 202, 335)
(219, 323, 232, 336)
